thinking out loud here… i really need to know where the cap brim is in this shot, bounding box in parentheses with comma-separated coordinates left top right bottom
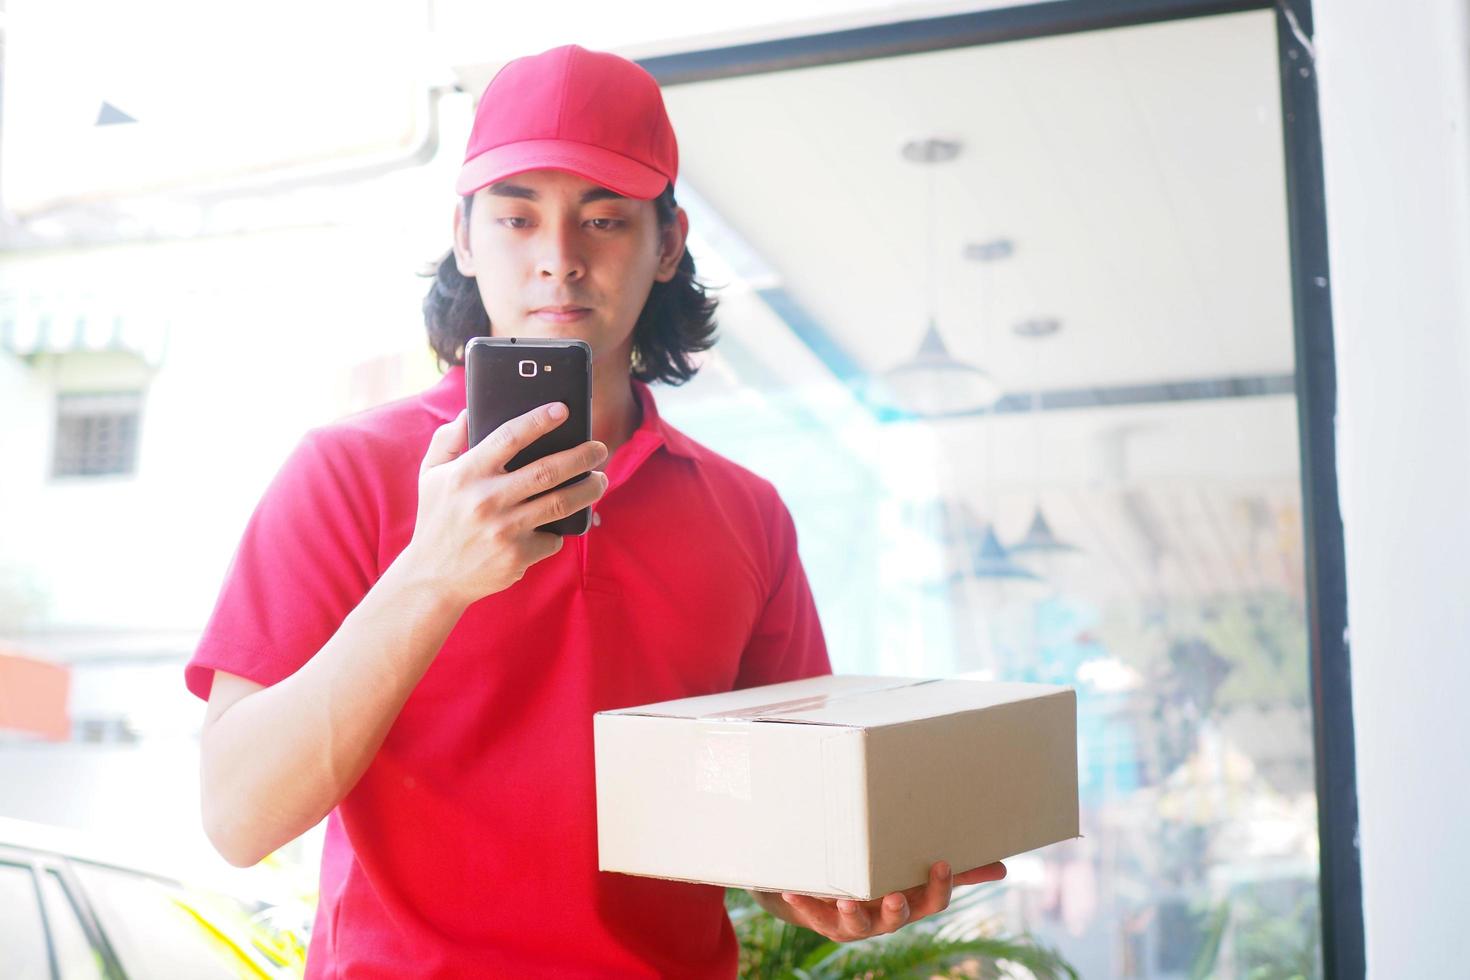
(455, 139, 669, 200)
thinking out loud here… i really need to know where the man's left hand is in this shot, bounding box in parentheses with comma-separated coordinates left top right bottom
(765, 860, 1007, 943)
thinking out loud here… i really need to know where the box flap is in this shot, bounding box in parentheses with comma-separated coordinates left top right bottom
(599, 675, 927, 724)
(765, 680, 1073, 729)
(598, 675, 1072, 729)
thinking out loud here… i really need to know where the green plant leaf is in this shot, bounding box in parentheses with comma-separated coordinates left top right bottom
(810, 929, 1078, 979)
(723, 887, 1077, 980)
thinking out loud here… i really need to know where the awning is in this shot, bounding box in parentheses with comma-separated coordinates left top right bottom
(0, 288, 169, 365)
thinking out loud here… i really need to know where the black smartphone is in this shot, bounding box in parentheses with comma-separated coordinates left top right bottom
(465, 336, 594, 536)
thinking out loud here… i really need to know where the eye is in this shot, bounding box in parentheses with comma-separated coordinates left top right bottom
(587, 217, 625, 231)
(497, 216, 531, 229)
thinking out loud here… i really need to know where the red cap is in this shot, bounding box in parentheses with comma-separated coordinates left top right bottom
(456, 45, 678, 201)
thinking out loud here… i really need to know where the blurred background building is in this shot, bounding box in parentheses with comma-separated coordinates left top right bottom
(1, 1, 1465, 977)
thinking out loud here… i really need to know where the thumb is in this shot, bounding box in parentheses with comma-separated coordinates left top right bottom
(422, 409, 468, 474)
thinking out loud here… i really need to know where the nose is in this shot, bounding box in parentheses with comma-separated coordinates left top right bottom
(535, 220, 586, 282)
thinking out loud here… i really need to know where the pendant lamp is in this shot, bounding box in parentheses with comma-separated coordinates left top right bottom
(1008, 317, 1082, 561)
(946, 501, 1040, 584)
(877, 137, 999, 417)
(972, 520, 1043, 581)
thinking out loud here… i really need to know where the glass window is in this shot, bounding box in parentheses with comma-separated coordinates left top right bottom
(70, 863, 244, 980)
(39, 870, 108, 980)
(0, 861, 50, 980)
(660, 8, 1321, 978)
(52, 391, 143, 478)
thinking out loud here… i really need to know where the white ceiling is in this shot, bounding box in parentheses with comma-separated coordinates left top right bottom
(655, 9, 1309, 608)
(661, 8, 1294, 393)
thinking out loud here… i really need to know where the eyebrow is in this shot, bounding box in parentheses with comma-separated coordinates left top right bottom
(488, 181, 628, 204)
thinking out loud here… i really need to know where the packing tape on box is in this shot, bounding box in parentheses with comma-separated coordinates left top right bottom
(692, 680, 940, 804)
(696, 678, 941, 723)
(694, 728, 752, 801)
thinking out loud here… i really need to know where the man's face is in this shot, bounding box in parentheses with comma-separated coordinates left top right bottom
(452, 168, 688, 367)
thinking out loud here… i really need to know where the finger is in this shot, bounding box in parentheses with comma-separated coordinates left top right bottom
(908, 861, 954, 920)
(524, 527, 565, 564)
(465, 402, 569, 473)
(873, 892, 910, 935)
(835, 899, 872, 936)
(780, 893, 837, 936)
(954, 862, 1007, 887)
(518, 470, 608, 531)
(499, 441, 609, 506)
(421, 410, 468, 473)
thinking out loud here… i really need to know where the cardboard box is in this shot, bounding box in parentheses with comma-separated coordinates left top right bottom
(593, 674, 1079, 900)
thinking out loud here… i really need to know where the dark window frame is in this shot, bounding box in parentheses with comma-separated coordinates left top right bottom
(638, 1, 1362, 975)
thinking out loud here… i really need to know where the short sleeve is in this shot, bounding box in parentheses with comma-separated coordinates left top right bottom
(732, 491, 832, 689)
(184, 428, 381, 701)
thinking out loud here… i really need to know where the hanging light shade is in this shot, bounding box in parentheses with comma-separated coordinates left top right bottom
(872, 135, 1001, 419)
(1008, 317, 1083, 563)
(1009, 505, 1080, 556)
(943, 504, 1038, 584)
(971, 520, 1043, 581)
(879, 319, 1002, 417)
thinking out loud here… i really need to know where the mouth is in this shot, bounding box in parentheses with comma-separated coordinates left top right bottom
(531, 305, 592, 324)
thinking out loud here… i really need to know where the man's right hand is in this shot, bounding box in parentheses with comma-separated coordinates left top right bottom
(402, 403, 608, 608)
(200, 401, 607, 867)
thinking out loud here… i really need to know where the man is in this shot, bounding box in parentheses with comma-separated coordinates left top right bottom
(186, 44, 1004, 978)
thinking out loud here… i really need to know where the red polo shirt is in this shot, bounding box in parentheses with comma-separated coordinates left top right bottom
(185, 366, 830, 978)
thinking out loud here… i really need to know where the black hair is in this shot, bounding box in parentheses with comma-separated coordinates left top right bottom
(420, 184, 717, 384)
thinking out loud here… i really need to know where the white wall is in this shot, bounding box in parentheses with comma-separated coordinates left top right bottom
(0, 230, 437, 635)
(1315, 0, 1470, 975)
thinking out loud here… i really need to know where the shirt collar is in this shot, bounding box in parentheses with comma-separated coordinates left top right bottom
(419, 365, 467, 423)
(419, 365, 698, 461)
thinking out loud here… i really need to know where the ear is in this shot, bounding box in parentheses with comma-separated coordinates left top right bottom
(452, 197, 476, 277)
(653, 206, 689, 284)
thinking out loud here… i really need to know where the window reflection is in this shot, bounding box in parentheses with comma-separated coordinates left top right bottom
(661, 9, 1320, 977)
